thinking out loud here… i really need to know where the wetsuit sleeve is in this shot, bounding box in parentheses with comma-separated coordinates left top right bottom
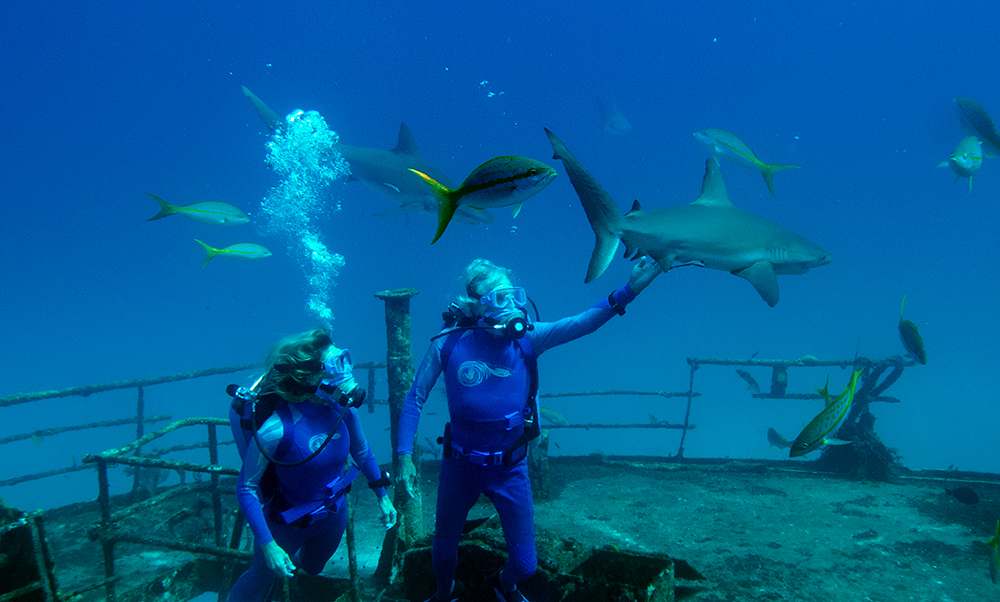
(529, 283, 637, 355)
(345, 408, 388, 497)
(234, 416, 283, 547)
(396, 338, 445, 455)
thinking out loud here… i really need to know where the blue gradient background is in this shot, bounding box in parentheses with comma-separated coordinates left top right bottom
(2, 1, 998, 509)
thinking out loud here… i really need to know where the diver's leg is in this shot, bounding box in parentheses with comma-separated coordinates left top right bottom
(293, 499, 349, 575)
(226, 538, 278, 602)
(431, 457, 483, 600)
(483, 461, 536, 593)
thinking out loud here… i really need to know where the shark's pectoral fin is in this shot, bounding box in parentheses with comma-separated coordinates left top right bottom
(734, 261, 780, 307)
(586, 235, 620, 283)
(649, 253, 677, 274)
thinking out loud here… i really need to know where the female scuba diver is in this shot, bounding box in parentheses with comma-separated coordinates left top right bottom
(227, 328, 397, 602)
(395, 257, 661, 602)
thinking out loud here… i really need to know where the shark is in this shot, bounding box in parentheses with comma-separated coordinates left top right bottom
(241, 86, 492, 225)
(596, 96, 633, 136)
(544, 128, 832, 307)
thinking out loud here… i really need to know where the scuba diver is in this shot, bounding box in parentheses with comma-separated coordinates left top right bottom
(396, 257, 661, 602)
(226, 328, 396, 602)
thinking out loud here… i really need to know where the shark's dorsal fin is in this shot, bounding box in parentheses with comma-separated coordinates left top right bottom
(392, 123, 421, 157)
(625, 199, 643, 216)
(693, 157, 733, 207)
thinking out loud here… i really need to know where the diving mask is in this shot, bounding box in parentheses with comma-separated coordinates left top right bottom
(480, 286, 527, 311)
(316, 348, 367, 408)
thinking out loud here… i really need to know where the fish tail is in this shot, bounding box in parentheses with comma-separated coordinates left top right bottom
(759, 163, 800, 197)
(410, 169, 458, 244)
(195, 239, 219, 268)
(146, 193, 178, 221)
(545, 128, 622, 282)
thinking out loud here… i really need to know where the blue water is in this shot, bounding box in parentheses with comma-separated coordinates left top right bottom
(2, 1, 998, 510)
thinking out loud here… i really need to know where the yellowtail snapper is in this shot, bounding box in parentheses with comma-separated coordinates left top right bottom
(146, 193, 249, 225)
(693, 128, 799, 197)
(195, 240, 272, 268)
(410, 156, 557, 244)
(539, 407, 569, 426)
(898, 295, 927, 364)
(790, 370, 862, 458)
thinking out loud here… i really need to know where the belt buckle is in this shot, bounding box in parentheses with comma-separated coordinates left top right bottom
(468, 450, 489, 466)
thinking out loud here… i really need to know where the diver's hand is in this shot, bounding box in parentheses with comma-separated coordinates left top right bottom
(262, 540, 296, 578)
(629, 255, 662, 294)
(398, 453, 417, 499)
(379, 495, 398, 530)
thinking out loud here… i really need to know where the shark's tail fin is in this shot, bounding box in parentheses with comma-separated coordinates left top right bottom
(759, 162, 800, 197)
(544, 128, 622, 283)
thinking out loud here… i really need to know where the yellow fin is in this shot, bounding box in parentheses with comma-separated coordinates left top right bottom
(410, 169, 459, 244)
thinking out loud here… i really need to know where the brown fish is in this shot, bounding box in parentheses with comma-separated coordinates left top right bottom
(736, 369, 761, 393)
(898, 295, 927, 364)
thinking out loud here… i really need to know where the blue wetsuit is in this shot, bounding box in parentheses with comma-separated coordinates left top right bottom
(397, 283, 636, 595)
(228, 396, 386, 602)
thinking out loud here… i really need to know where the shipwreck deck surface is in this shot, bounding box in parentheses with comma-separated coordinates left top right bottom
(43, 457, 1000, 602)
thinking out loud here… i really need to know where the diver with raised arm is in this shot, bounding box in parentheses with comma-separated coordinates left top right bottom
(396, 257, 661, 602)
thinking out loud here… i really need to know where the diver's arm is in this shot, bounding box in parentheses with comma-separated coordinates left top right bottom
(345, 408, 388, 497)
(234, 417, 283, 547)
(531, 257, 659, 353)
(395, 340, 444, 498)
(395, 340, 444, 455)
(346, 408, 398, 529)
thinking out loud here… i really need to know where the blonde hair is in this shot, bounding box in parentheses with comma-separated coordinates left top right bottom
(259, 328, 333, 403)
(455, 258, 515, 315)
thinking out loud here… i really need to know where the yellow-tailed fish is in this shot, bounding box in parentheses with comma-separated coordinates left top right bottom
(410, 156, 557, 244)
(146, 193, 249, 225)
(987, 519, 999, 584)
(938, 136, 983, 191)
(789, 369, 862, 458)
(693, 128, 800, 197)
(898, 295, 927, 364)
(539, 407, 569, 426)
(195, 240, 271, 268)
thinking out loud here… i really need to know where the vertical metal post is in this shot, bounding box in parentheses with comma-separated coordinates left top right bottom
(372, 288, 420, 587)
(96, 456, 116, 602)
(27, 512, 58, 602)
(678, 359, 699, 458)
(208, 423, 223, 548)
(131, 386, 145, 495)
(344, 496, 360, 602)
